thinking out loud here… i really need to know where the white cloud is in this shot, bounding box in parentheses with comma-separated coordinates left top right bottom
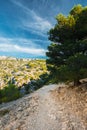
(0, 43, 46, 56)
(0, 37, 40, 48)
(10, 0, 52, 35)
(0, 37, 12, 44)
(27, 11, 52, 32)
(0, 37, 46, 56)
(10, 0, 31, 14)
(22, 27, 47, 37)
(22, 15, 52, 32)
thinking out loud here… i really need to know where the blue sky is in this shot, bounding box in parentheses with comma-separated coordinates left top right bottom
(0, 0, 87, 58)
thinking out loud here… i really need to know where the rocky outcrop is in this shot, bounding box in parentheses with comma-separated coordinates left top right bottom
(0, 84, 87, 130)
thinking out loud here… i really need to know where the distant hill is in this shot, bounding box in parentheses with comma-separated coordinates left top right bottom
(0, 56, 17, 60)
(0, 58, 47, 89)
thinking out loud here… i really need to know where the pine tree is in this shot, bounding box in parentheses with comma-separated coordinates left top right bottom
(46, 5, 87, 85)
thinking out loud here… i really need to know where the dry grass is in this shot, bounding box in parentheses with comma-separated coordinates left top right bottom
(50, 83, 87, 128)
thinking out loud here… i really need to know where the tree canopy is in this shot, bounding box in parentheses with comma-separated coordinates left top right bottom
(46, 5, 87, 86)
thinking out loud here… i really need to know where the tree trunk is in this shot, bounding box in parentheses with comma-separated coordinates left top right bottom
(74, 79, 81, 86)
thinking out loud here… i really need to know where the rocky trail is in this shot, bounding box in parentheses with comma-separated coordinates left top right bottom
(0, 84, 87, 130)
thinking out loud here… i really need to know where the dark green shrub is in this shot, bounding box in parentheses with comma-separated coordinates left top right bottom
(0, 84, 21, 103)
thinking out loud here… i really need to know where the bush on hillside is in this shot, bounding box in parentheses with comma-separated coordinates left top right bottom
(0, 84, 21, 104)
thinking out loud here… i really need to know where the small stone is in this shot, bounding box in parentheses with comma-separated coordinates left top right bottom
(17, 107, 23, 111)
(24, 111, 29, 117)
(16, 113, 22, 119)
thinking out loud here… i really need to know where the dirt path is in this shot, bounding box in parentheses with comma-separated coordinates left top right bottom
(0, 84, 87, 130)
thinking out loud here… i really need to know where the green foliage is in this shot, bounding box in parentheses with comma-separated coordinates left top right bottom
(0, 84, 21, 103)
(46, 5, 87, 85)
(67, 54, 87, 80)
(70, 4, 83, 18)
(24, 73, 50, 94)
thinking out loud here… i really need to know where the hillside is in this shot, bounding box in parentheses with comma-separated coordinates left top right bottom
(0, 57, 47, 89)
(0, 84, 87, 130)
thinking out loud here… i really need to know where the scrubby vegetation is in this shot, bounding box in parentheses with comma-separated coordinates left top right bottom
(0, 58, 47, 88)
(0, 84, 21, 103)
(0, 58, 48, 103)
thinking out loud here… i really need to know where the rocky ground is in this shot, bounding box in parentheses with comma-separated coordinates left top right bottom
(0, 83, 87, 130)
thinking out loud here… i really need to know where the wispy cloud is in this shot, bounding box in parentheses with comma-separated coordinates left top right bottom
(0, 44, 45, 55)
(0, 37, 39, 47)
(22, 13, 52, 32)
(0, 37, 46, 56)
(10, 0, 52, 36)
